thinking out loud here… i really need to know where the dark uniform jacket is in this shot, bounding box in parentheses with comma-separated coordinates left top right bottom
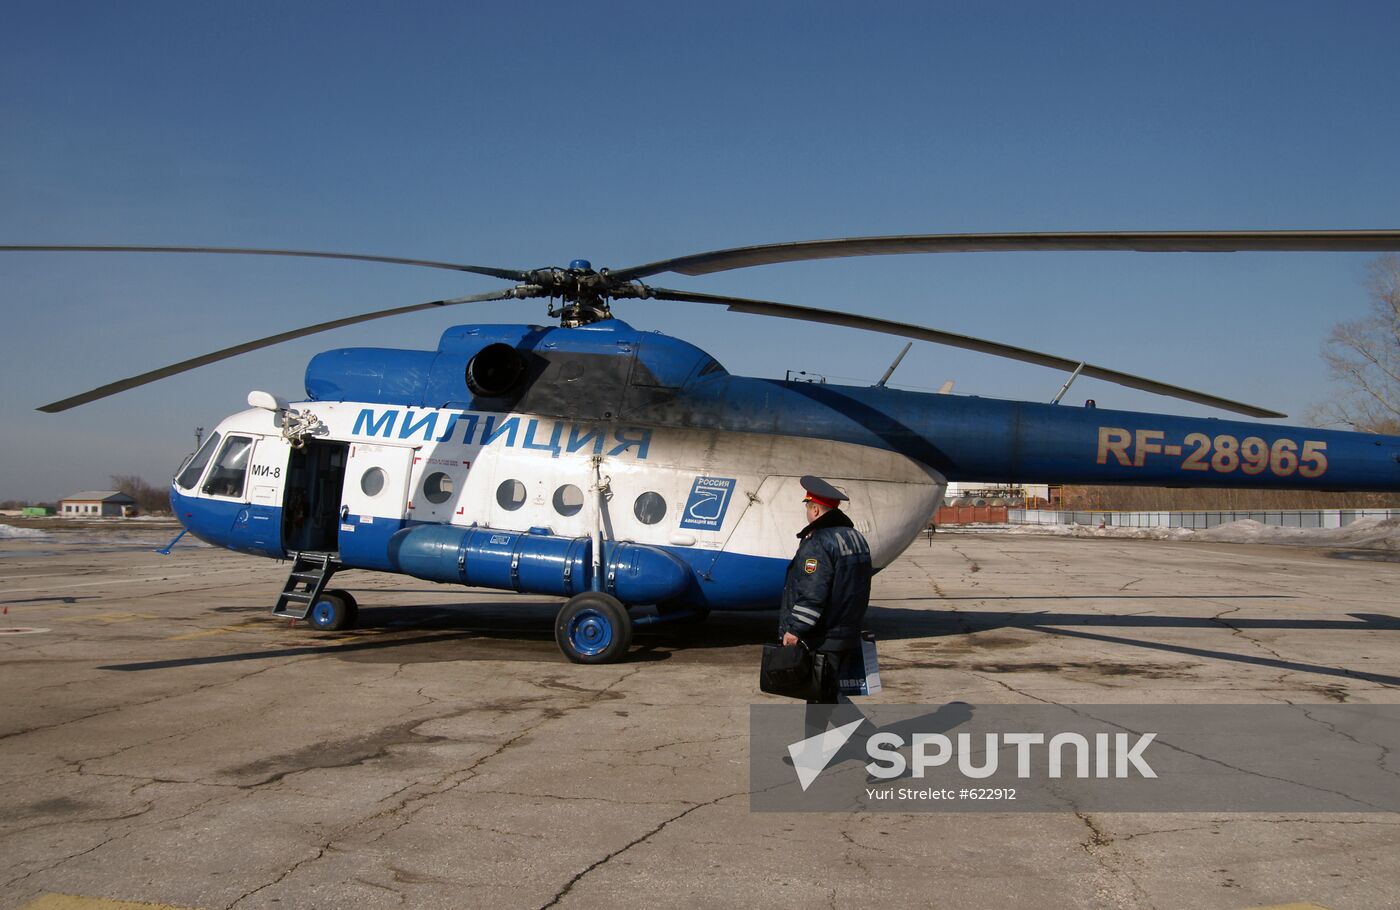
(777, 508, 872, 650)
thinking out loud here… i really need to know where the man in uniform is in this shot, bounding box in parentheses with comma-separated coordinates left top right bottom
(777, 475, 873, 704)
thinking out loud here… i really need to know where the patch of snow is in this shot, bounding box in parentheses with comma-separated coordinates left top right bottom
(0, 524, 53, 540)
(938, 518, 1400, 550)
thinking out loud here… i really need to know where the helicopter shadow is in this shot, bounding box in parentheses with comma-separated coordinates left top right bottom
(101, 596, 1400, 686)
(99, 599, 714, 672)
(860, 601, 1400, 688)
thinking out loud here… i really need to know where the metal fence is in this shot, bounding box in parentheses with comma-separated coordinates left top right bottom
(935, 505, 1010, 525)
(1006, 509, 1400, 530)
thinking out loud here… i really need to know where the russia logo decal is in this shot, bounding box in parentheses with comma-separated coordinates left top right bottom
(679, 476, 737, 531)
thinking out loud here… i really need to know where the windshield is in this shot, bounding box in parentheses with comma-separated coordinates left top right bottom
(202, 436, 254, 499)
(176, 432, 222, 490)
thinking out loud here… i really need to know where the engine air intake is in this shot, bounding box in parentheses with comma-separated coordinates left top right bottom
(465, 342, 525, 397)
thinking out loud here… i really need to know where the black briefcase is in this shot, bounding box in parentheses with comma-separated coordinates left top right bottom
(760, 642, 825, 700)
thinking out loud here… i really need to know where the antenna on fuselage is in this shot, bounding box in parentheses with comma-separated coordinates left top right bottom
(1050, 362, 1087, 405)
(875, 342, 913, 388)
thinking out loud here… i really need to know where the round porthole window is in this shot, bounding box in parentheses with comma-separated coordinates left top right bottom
(424, 472, 454, 504)
(496, 479, 526, 511)
(633, 491, 667, 525)
(553, 484, 584, 517)
(360, 467, 387, 497)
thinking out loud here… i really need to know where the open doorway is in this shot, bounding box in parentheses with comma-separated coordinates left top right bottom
(282, 440, 348, 554)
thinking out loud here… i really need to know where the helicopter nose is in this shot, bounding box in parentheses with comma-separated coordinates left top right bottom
(169, 484, 233, 549)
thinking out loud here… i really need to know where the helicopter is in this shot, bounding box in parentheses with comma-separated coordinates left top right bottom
(6, 231, 1400, 664)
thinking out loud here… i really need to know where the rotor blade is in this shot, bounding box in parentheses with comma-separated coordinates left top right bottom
(0, 244, 530, 281)
(646, 287, 1286, 418)
(613, 230, 1400, 280)
(37, 286, 529, 413)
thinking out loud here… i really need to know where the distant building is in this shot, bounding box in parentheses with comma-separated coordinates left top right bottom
(944, 482, 1052, 505)
(934, 483, 1057, 527)
(59, 491, 137, 518)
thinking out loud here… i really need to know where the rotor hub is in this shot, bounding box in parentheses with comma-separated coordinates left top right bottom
(521, 262, 654, 327)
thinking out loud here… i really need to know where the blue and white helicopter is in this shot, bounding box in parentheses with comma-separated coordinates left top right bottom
(9, 232, 1400, 663)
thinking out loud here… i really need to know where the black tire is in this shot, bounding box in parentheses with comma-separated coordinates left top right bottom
(308, 591, 355, 632)
(555, 592, 632, 664)
(326, 589, 358, 611)
(325, 588, 359, 628)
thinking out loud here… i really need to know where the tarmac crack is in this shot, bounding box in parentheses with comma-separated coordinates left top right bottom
(263, 665, 648, 879)
(1291, 703, 1400, 786)
(0, 659, 295, 743)
(946, 544, 982, 578)
(0, 798, 156, 839)
(473, 788, 686, 806)
(838, 827, 875, 878)
(1118, 823, 1218, 841)
(1206, 602, 1293, 666)
(62, 713, 235, 775)
(592, 732, 748, 757)
(908, 555, 947, 601)
(223, 842, 333, 910)
(536, 791, 744, 909)
(1049, 702, 1393, 811)
(1074, 811, 1156, 910)
(352, 875, 406, 903)
(966, 670, 1059, 705)
(0, 830, 130, 892)
(0, 789, 229, 892)
(62, 769, 245, 788)
(1204, 601, 1387, 694)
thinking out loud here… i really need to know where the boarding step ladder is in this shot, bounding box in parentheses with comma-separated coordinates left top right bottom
(273, 551, 339, 620)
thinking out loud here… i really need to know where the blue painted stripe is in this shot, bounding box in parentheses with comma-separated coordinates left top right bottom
(339, 513, 407, 571)
(169, 488, 793, 615)
(672, 376, 1400, 491)
(169, 488, 285, 559)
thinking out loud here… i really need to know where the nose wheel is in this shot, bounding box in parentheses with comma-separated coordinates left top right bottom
(555, 592, 632, 664)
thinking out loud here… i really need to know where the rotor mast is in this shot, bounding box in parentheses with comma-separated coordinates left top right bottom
(528, 259, 656, 327)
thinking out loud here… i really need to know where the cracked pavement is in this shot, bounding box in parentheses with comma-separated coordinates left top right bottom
(1, 524, 1398, 909)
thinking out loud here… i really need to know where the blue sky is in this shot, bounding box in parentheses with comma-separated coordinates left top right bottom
(3, 1, 1398, 501)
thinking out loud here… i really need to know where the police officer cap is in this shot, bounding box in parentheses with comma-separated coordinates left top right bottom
(800, 475, 848, 505)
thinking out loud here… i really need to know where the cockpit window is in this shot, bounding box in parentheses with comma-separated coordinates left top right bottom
(698, 358, 727, 377)
(176, 432, 222, 490)
(202, 435, 254, 499)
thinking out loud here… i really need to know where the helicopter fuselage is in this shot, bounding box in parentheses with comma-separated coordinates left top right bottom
(167, 318, 1400, 622)
(169, 399, 942, 612)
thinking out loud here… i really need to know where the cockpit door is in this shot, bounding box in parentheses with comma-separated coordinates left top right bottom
(338, 442, 415, 570)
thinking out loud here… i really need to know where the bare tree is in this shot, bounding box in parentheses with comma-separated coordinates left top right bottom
(110, 474, 172, 515)
(1311, 255, 1400, 435)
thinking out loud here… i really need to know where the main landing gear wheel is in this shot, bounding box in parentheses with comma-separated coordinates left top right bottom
(555, 592, 632, 664)
(309, 589, 358, 632)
